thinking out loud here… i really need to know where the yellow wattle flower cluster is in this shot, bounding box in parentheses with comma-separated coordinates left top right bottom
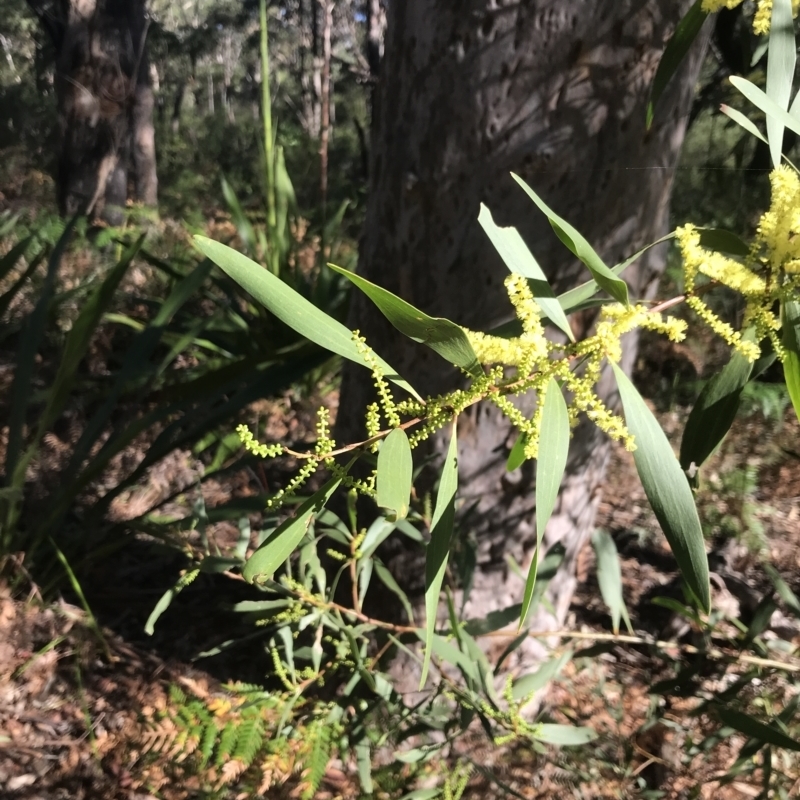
(701, 0, 800, 34)
(677, 165, 800, 362)
(464, 273, 548, 369)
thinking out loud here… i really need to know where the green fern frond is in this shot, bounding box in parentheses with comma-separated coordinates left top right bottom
(216, 720, 239, 766)
(302, 720, 332, 799)
(233, 715, 264, 767)
(169, 685, 187, 705)
(199, 719, 220, 768)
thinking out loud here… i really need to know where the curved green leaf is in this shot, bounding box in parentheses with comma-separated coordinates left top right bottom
(506, 431, 527, 472)
(721, 104, 768, 145)
(782, 299, 800, 422)
(374, 559, 415, 623)
(478, 204, 574, 342)
(521, 379, 570, 624)
(376, 427, 413, 521)
(327, 263, 482, 378)
(697, 227, 751, 257)
(533, 723, 597, 746)
(647, 0, 708, 129)
(420, 420, 459, 689)
(611, 362, 710, 611)
(512, 650, 572, 701)
(242, 474, 344, 583)
(193, 236, 422, 400)
(591, 529, 633, 635)
(766, 0, 796, 168)
(511, 173, 629, 306)
(536, 379, 571, 543)
(680, 341, 754, 472)
(556, 232, 676, 316)
(716, 706, 800, 752)
(731, 76, 800, 142)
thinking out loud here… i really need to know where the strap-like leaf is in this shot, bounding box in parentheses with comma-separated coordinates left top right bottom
(716, 706, 800, 752)
(327, 263, 482, 378)
(520, 379, 570, 624)
(782, 299, 800, 422)
(533, 723, 597, 746)
(731, 76, 800, 142)
(511, 173, 629, 305)
(420, 420, 459, 689)
(477, 204, 574, 342)
(721, 104, 768, 145)
(242, 473, 344, 583)
(765, 0, 796, 168)
(376, 427, 413, 521)
(611, 362, 710, 611)
(36, 237, 143, 439)
(697, 227, 751, 256)
(680, 342, 754, 472)
(194, 236, 422, 400)
(6, 217, 77, 484)
(536, 379, 571, 544)
(591, 529, 633, 635)
(512, 650, 572, 701)
(646, 0, 708, 129)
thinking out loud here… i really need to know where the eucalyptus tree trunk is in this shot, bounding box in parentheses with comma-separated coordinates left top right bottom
(28, 0, 157, 221)
(337, 1, 708, 680)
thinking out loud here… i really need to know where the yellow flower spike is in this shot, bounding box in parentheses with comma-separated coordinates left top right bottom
(237, 424, 283, 459)
(701, 1, 800, 35)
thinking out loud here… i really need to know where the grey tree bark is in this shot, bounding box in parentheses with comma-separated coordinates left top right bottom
(27, 0, 158, 221)
(337, 0, 708, 680)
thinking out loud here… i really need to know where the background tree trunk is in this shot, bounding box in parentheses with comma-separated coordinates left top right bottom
(337, 0, 709, 682)
(29, 0, 157, 220)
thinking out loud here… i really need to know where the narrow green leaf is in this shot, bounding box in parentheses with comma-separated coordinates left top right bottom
(373, 559, 415, 623)
(506, 431, 527, 472)
(512, 650, 572, 701)
(781, 299, 800, 422)
(463, 603, 523, 637)
(556, 262, 629, 316)
(611, 362, 710, 611)
(478, 204, 574, 342)
(420, 420, 459, 689)
(355, 740, 373, 794)
(721, 104, 768, 145)
(193, 236, 421, 400)
(5, 217, 76, 482)
(511, 173, 629, 305)
(376, 427, 413, 521)
(555, 232, 676, 316)
(764, 563, 800, 618)
(221, 176, 258, 257)
(536, 379, 571, 544)
(716, 706, 800, 752)
(0, 235, 35, 283)
(591, 529, 633, 635)
(242, 474, 344, 583)
(37, 237, 143, 437)
(327, 263, 482, 378)
(415, 631, 481, 685)
(534, 724, 597, 746)
(680, 342, 754, 471)
(765, 0, 796, 168)
(520, 379, 570, 624)
(730, 76, 800, 143)
(697, 227, 752, 257)
(520, 543, 566, 626)
(360, 517, 398, 558)
(646, 0, 708, 129)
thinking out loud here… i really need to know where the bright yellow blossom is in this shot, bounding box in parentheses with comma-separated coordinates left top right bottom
(701, 0, 800, 34)
(677, 164, 800, 363)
